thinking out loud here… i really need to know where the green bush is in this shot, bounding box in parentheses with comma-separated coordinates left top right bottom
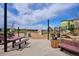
(68, 24, 74, 32)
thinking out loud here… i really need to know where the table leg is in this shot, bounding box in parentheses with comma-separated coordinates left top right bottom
(19, 44, 21, 49)
(25, 41, 26, 44)
(19, 39, 21, 49)
(12, 41, 15, 48)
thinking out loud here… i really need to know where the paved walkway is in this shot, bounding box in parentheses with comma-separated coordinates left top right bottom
(0, 39, 73, 56)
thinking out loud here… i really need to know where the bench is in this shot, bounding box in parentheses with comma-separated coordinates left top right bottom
(59, 39, 79, 55)
(15, 38, 29, 49)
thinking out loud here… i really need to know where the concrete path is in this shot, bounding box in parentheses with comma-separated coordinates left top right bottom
(0, 39, 73, 56)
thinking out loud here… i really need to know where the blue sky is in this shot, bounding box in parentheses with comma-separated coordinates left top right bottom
(0, 3, 79, 30)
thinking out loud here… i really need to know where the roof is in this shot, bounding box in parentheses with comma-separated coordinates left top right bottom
(61, 18, 79, 22)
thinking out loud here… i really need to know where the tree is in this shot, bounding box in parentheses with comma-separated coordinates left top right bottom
(68, 20, 74, 32)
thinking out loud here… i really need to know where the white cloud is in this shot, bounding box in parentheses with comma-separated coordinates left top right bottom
(7, 11, 19, 28)
(8, 3, 78, 29)
(0, 6, 4, 28)
(12, 3, 76, 24)
(0, 3, 78, 29)
(14, 4, 32, 15)
(31, 4, 75, 21)
(26, 24, 47, 30)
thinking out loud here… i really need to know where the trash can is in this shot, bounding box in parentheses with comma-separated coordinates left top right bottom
(51, 40, 59, 48)
(50, 34, 59, 48)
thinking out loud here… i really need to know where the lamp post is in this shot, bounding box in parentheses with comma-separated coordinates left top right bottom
(18, 27, 20, 37)
(48, 19, 49, 40)
(4, 3, 7, 52)
(59, 26, 61, 37)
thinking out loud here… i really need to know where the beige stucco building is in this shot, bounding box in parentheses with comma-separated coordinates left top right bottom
(73, 19, 79, 29)
(60, 18, 79, 30)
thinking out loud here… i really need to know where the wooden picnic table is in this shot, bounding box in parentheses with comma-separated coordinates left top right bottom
(0, 34, 29, 49)
(0, 36, 25, 48)
(7, 36, 25, 48)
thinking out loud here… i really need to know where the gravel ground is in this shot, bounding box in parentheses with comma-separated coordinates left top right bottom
(0, 39, 74, 56)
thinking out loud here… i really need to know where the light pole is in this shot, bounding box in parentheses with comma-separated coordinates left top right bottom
(4, 3, 7, 52)
(48, 19, 49, 40)
(59, 26, 61, 37)
(18, 27, 20, 37)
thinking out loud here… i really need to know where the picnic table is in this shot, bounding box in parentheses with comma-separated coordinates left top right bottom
(7, 36, 24, 48)
(0, 36, 29, 49)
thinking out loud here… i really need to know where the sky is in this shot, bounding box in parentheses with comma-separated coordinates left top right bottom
(0, 3, 79, 30)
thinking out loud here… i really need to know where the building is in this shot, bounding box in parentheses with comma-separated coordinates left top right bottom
(73, 19, 79, 29)
(60, 18, 79, 31)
